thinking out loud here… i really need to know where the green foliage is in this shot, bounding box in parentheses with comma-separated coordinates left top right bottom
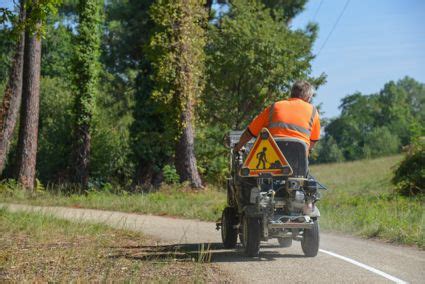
(0, 26, 15, 84)
(162, 165, 179, 185)
(312, 136, 345, 164)
(324, 77, 424, 162)
(363, 127, 400, 158)
(0, 8, 15, 25)
(41, 23, 73, 78)
(24, 0, 62, 37)
(262, 0, 307, 22)
(195, 125, 228, 185)
(72, 0, 102, 127)
(36, 23, 74, 182)
(90, 71, 135, 185)
(148, 0, 206, 129)
(37, 76, 73, 182)
(393, 139, 424, 196)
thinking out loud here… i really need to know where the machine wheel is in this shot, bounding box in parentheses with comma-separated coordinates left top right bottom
(301, 220, 320, 257)
(221, 207, 238, 249)
(278, 237, 292, 248)
(242, 215, 261, 257)
(226, 180, 236, 207)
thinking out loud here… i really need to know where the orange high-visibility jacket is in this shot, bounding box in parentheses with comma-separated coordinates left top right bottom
(247, 98, 320, 147)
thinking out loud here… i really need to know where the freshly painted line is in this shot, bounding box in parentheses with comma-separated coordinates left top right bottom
(319, 249, 408, 284)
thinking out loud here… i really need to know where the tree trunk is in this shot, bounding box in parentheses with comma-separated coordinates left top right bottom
(172, 0, 204, 189)
(175, 100, 203, 188)
(0, 0, 26, 176)
(16, 26, 42, 191)
(133, 160, 163, 190)
(71, 0, 102, 189)
(73, 122, 91, 187)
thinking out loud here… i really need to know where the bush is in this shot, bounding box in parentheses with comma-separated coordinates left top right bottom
(312, 136, 345, 164)
(162, 165, 180, 185)
(392, 139, 424, 196)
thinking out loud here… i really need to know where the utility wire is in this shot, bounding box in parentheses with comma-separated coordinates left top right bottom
(317, 0, 350, 57)
(312, 0, 324, 21)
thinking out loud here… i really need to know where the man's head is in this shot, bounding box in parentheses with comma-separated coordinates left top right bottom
(290, 81, 314, 102)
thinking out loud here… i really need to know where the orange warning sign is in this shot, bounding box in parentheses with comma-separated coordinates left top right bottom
(240, 128, 292, 177)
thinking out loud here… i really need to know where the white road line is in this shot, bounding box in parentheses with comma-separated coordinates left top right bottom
(319, 249, 408, 284)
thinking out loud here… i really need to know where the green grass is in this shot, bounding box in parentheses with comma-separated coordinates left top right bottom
(311, 155, 424, 248)
(1, 155, 424, 248)
(0, 183, 226, 221)
(0, 207, 224, 282)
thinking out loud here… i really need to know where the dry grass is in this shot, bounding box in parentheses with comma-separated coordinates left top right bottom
(0, 208, 230, 282)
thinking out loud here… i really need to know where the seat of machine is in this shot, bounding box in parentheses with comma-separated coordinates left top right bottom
(275, 138, 308, 178)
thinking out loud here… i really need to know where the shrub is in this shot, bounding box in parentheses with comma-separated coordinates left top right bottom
(392, 139, 424, 196)
(162, 164, 180, 185)
(312, 136, 345, 164)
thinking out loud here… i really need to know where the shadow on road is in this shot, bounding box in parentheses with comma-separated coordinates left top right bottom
(108, 242, 306, 263)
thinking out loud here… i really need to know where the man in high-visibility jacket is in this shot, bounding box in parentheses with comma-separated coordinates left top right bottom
(234, 81, 320, 152)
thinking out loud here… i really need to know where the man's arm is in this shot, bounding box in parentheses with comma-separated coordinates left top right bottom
(309, 110, 321, 150)
(234, 129, 254, 152)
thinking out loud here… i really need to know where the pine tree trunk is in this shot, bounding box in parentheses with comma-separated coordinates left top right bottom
(175, 100, 203, 188)
(73, 122, 91, 187)
(16, 27, 42, 191)
(0, 0, 26, 176)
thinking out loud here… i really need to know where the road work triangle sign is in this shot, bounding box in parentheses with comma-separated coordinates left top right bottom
(240, 128, 293, 177)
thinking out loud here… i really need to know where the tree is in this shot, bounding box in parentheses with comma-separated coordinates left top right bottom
(15, 1, 43, 190)
(72, 0, 102, 188)
(102, 0, 169, 187)
(203, 0, 322, 131)
(149, 0, 206, 188)
(262, 0, 307, 23)
(0, 0, 26, 176)
(363, 127, 400, 158)
(324, 78, 424, 162)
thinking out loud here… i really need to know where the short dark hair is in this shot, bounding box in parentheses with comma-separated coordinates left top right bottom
(291, 81, 313, 101)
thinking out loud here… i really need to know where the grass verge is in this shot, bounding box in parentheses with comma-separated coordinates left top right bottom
(312, 155, 424, 248)
(0, 207, 228, 282)
(1, 155, 423, 248)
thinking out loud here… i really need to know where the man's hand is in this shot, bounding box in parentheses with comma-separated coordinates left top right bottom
(234, 129, 254, 152)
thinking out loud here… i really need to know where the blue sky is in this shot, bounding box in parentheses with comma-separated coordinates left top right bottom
(291, 0, 425, 118)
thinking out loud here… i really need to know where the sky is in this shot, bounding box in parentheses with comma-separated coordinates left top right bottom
(291, 0, 425, 118)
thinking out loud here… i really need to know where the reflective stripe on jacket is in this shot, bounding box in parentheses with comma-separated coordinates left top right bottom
(247, 98, 320, 147)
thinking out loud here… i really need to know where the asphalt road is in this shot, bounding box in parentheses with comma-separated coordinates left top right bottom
(2, 204, 424, 283)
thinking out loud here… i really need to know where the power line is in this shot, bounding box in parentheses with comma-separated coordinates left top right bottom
(317, 0, 350, 57)
(312, 0, 324, 21)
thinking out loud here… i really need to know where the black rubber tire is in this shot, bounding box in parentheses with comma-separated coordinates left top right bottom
(301, 220, 320, 257)
(226, 180, 236, 207)
(221, 207, 238, 249)
(242, 216, 261, 257)
(278, 237, 293, 248)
